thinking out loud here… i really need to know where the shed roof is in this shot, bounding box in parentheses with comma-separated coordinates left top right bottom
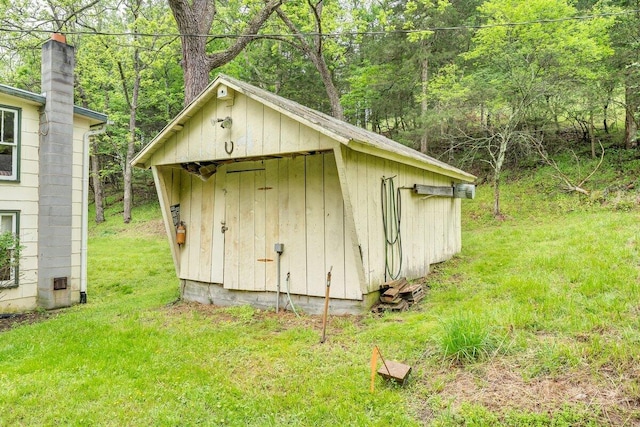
(132, 74, 475, 182)
(0, 83, 108, 124)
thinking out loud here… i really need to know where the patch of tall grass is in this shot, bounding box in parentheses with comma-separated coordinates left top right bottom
(440, 312, 496, 364)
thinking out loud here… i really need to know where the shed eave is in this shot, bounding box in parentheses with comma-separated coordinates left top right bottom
(346, 139, 476, 182)
(132, 74, 475, 184)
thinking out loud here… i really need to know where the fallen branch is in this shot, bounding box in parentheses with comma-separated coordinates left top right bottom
(534, 139, 605, 196)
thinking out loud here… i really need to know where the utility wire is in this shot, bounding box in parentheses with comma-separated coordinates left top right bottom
(0, 9, 635, 40)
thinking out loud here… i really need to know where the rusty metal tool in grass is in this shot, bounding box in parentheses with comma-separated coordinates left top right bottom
(320, 266, 333, 343)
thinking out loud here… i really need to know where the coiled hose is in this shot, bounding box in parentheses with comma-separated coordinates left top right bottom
(381, 176, 402, 280)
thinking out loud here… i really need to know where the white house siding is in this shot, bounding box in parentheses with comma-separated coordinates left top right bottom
(0, 96, 40, 311)
(340, 147, 461, 293)
(0, 94, 95, 312)
(70, 117, 92, 302)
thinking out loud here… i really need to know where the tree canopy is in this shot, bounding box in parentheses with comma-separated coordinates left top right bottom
(0, 0, 637, 218)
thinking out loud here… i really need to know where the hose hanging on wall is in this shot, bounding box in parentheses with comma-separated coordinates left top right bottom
(381, 176, 403, 281)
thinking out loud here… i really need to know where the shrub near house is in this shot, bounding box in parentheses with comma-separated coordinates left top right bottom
(0, 227, 20, 287)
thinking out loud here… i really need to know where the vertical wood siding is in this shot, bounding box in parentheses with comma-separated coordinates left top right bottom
(157, 146, 462, 300)
(340, 148, 462, 292)
(146, 97, 335, 167)
(164, 153, 358, 300)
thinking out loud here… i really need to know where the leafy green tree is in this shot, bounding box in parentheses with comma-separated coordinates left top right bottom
(0, 231, 22, 288)
(0, 0, 108, 89)
(75, 0, 183, 222)
(457, 0, 615, 215)
(340, 0, 421, 141)
(606, 1, 640, 148)
(225, 37, 333, 114)
(272, 0, 348, 119)
(340, 0, 480, 151)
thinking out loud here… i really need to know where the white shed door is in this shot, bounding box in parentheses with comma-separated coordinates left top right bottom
(223, 168, 267, 291)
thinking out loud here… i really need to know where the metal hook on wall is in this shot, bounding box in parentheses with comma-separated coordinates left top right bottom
(225, 140, 234, 155)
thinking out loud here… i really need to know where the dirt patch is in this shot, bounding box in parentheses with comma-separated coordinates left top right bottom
(0, 311, 50, 333)
(163, 300, 317, 327)
(161, 300, 363, 337)
(415, 359, 640, 425)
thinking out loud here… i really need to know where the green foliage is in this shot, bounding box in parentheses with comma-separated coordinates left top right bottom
(228, 39, 333, 114)
(431, 402, 601, 426)
(463, 0, 615, 122)
(0, 232, 22, 285)
(440, 312, 496, 364)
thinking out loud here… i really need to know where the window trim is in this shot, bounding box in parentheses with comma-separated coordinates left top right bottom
(0, 210, 20, 288)
(0, 104, 21, 183)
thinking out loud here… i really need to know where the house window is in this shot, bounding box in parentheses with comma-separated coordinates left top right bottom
(0, 211, 19, 286)
(0, 106, 19, 181)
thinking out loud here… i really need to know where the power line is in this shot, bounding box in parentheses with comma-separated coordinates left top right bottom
(0, 9, 635, 40)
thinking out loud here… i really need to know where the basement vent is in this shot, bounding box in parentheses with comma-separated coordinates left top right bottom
(53, 277, 68, 290)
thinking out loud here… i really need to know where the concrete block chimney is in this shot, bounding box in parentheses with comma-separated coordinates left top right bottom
(37, 33, 75, 309)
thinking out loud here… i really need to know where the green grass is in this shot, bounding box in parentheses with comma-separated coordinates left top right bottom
(1, 159, 640, 425)
(439, 312, 496, 364)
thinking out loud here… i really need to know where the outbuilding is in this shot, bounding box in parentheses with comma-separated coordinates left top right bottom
(132, 74, 475, 314)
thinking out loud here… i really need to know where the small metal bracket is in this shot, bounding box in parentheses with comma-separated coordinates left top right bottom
(225, 140, 234, 155)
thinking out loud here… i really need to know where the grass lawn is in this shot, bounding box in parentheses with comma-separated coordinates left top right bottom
(1, 168, 639, 426)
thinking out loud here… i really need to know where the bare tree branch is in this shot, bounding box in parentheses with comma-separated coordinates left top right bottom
(532, 137, 604, 196)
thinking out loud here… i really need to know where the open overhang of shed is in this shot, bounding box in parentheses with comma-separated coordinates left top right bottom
(174, 149, 334, 179)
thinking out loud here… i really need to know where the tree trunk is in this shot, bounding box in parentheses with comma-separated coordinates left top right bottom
(589, 110, 596, 159)
(624, 82, 638, 148)
(492, 134, 508, 217)
(91, 145, 105, 223)
(275, 4, 344, 120)
(75, 79, 105, 223)
(119, 26, 142, 224)
(169, 0, 282, 105)
(123, 73, 140, 224)
(420, 56, 429, 154)
(168, 0, 215, 105)
(315, 56, 344, 120)
(182, 38, 213, 106)
(493, 175, 501, 217)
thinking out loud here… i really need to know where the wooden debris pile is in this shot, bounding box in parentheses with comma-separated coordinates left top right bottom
(373, 277, 425, 313)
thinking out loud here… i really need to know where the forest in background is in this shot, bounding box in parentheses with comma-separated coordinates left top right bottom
(1, 0, 639, 220)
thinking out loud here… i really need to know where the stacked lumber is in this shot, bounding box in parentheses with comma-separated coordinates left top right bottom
(374, 277, 426, 312)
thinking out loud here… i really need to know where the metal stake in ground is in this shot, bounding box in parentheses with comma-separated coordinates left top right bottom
(320, 266, 332, 343)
